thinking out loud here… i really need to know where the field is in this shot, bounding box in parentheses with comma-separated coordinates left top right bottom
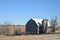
(0, 34, 60, 40)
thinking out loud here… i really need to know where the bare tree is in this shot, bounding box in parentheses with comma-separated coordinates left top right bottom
(50, 16, 59, 32)
(4, 21, 13, 25)
(2, 21, 13, 35)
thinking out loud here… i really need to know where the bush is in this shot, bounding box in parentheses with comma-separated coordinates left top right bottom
(14, 29, 21, 35)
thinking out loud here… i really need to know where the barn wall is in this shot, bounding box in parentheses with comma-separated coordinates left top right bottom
(39, 26, 43, 34)
(26, 19, 38, 34)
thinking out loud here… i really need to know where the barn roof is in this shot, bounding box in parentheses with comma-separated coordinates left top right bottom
(32, 18, 43, 26)
(31, 18, 50, 26)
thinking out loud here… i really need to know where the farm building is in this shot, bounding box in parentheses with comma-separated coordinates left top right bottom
(26, 18, 50, 34)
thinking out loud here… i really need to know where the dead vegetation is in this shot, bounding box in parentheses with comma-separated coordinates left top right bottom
(0, 25, 25, 36)
(0, 34, 60, 40)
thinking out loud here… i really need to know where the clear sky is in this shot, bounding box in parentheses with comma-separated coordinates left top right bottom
(0, 0, 60, 25)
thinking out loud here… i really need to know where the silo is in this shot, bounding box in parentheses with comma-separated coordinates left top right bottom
(42, 19, 48, 33)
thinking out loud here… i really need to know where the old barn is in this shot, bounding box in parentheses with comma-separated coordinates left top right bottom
(26, 18, 50, 34)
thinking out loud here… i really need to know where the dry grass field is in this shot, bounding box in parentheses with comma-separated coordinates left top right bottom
(0, 25, 60, 40)
(0, 34, 60, 40)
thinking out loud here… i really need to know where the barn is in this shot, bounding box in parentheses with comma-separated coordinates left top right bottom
(26, 18, 50, 34)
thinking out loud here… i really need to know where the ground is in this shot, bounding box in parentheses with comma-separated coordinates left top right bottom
(0, 34, 60, 40)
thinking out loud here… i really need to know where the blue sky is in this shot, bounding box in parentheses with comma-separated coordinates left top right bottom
(0, 0, 60, 25)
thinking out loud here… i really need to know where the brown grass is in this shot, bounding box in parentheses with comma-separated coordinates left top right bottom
(0, 34, 60, 40)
